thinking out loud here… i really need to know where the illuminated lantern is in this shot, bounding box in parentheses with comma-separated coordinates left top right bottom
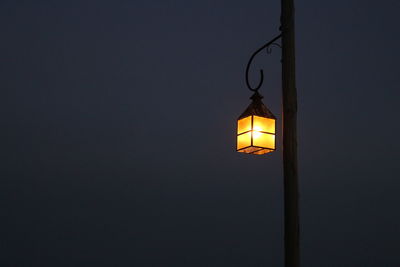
(237, 92, 276, 155)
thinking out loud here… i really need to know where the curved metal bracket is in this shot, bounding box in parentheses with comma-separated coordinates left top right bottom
(245, 34, 282, 92)
(266, 42, 282, 54)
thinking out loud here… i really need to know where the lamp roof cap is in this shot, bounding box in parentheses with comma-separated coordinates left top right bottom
(238, 91, 276, 120)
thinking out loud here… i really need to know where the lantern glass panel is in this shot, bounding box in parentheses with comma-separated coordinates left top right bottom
(237, 116, 252, 134)
(252, 132, 275, 149)
(237, 132, 252, 150)
(253, 116, 275, 133)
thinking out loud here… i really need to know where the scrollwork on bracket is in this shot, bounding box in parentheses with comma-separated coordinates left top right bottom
(245, 34, 282, 92)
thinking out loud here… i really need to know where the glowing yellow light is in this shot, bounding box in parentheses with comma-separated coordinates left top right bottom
(253, 132, 275, 148)
(237, 116, 252, 134)
(253, 116, 275, 133)
(236, 115, 276, 155)
(252, 130, 262, 139)
(237, 131, 251, 150)
(236, 92, 276, 155)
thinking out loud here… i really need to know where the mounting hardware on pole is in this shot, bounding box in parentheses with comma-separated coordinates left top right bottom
(245, 34, 282, 92)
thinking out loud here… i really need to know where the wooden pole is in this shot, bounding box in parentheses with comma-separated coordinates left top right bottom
(281, 0, 300, 266)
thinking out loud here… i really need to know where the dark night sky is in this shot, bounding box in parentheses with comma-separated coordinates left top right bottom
(1, 0, 400, 266)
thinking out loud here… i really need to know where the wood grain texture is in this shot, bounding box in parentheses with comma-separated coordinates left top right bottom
(281, 0, 300, 266)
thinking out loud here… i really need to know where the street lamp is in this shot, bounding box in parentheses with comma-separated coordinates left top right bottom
(236, 33, 282, 156)
(236, 0, 299, 266)
(236, 91, 276, 155)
